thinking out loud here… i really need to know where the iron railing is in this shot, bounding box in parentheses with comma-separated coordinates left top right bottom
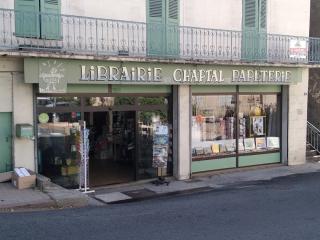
(307, 121, 320, 154)
(0, 8, 315, 64)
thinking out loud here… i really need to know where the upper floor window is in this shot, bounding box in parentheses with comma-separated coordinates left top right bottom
(15, 0, 61, 40)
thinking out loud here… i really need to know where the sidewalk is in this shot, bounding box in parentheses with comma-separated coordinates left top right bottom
(92, 162, 320, 204)
(1, 163, 320, 211)
(0, 176, 90, 212)
(0, 182, 55, 211)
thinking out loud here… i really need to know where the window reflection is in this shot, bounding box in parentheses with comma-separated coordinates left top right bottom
(37, 97, 80, 107)
(37, 112, 81, 188)
(192, 95, 236, 159)
(85, 97, 135, 106)
(238, 94, 280, 153)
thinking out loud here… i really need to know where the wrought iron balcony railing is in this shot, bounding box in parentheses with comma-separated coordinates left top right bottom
(0, 8, 315, 64)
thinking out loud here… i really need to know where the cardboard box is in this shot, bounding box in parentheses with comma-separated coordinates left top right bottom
(12, 168, 36, 189)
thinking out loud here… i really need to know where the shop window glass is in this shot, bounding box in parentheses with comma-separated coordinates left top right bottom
(238, 94, 280, 153)
(137, 110, 172, 179)
(192, 95, 236, 160)
(37, 112, 81, 188)
(37, 97, 80, 107)
(85, 97, 135, 107)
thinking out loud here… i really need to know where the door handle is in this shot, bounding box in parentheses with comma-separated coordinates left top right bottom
(6, 136, 9, 142)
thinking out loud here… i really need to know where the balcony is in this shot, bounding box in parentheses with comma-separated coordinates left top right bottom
(0, 8, 316, 64)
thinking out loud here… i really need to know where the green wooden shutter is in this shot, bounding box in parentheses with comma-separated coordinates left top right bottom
(242, 0, 267, 61)
(242, 0, 259, 61)
(258, 0, 267, 60)
(15, 0, 40, 38)
(166, 0, 179, 57)
(147, 0, 166, 56)
(40, 0, 61, 39)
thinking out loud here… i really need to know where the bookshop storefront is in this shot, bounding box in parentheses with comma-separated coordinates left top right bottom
(23, 58, 303, 187)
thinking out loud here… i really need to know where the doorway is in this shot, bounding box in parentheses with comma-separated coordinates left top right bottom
(85, 111, 136, 186)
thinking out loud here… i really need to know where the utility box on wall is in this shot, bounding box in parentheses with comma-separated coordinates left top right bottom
(16, 124, 33, 138)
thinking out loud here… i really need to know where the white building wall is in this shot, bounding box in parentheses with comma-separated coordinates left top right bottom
(177, 85, 191, 180)
(268, 0, 310, 36)
(288, 68, 309, 165)
(61, 0, 146, 22)
(0, 58, 35, 172)
(180, 0, 242, 30)
(12, 72, 35, 171)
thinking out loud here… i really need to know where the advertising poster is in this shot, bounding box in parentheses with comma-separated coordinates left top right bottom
(152, 124, 169, 168)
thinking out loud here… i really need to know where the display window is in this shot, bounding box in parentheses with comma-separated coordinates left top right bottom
(238, 94, 281, 154)
(192, 95, 236, 160)
(192, 91, 281, 164)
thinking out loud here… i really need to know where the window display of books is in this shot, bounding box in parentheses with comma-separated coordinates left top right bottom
(267, 137, 280, 149)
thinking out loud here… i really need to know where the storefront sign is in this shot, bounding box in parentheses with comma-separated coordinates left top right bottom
(80, 65, 291, 84)
(24, 58, 303, 92)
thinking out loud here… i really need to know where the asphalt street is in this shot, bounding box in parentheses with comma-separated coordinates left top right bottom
(1, 172, 320, 240)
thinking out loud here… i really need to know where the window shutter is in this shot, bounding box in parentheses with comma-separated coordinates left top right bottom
(14, 0, 40, 38)
(259, 0, 267, 32)
(244, 0, 258, 31)
(147, 0, 166, 56)
(166, 0, 179, 56)
(40, 0, 61, 40)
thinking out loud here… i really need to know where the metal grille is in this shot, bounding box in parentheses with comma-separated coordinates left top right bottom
(307, 121, 320, 154)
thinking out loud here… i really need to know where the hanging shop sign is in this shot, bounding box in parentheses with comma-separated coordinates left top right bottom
(24, 58, 303, 93)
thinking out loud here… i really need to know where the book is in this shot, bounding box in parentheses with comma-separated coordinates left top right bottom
(255, 137, 267, 149)
(244, 138, 256, 151)
(225, 140, 236, 152)
(195, 147, 205, 155)
(204, 147, 212, 155)
(211, 144, 220, 154)
(267, 137, 280, 149)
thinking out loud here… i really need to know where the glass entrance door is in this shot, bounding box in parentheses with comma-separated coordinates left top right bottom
(85, 111, 136, 186)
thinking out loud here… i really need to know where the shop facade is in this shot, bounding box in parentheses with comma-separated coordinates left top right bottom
(0, 56, 308, 187)
(5, 58, 306, 187)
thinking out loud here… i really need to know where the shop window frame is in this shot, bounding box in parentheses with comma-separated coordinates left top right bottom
(191, 89, 282, 167)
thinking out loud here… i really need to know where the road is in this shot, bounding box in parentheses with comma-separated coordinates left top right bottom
(1, 172, 320, 240)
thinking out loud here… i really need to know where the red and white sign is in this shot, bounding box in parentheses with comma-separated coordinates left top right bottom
(289, 39, 307, 59)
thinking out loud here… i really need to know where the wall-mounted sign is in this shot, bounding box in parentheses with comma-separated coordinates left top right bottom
(38, 113, 49, 124)
(39, 60, 66, 93)
(289, 39, 307, 59)
(24, 58, 303, 93)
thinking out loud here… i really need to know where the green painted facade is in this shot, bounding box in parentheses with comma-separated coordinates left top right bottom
(239, 85, 281, 93)
(24, 58, 303, 86)
(112, 85, 171, 93)
(192, 157, 237, 173)
(238, 152, 281, 167)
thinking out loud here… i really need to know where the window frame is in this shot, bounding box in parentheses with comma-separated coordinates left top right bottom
(191, 90, 282, 164)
